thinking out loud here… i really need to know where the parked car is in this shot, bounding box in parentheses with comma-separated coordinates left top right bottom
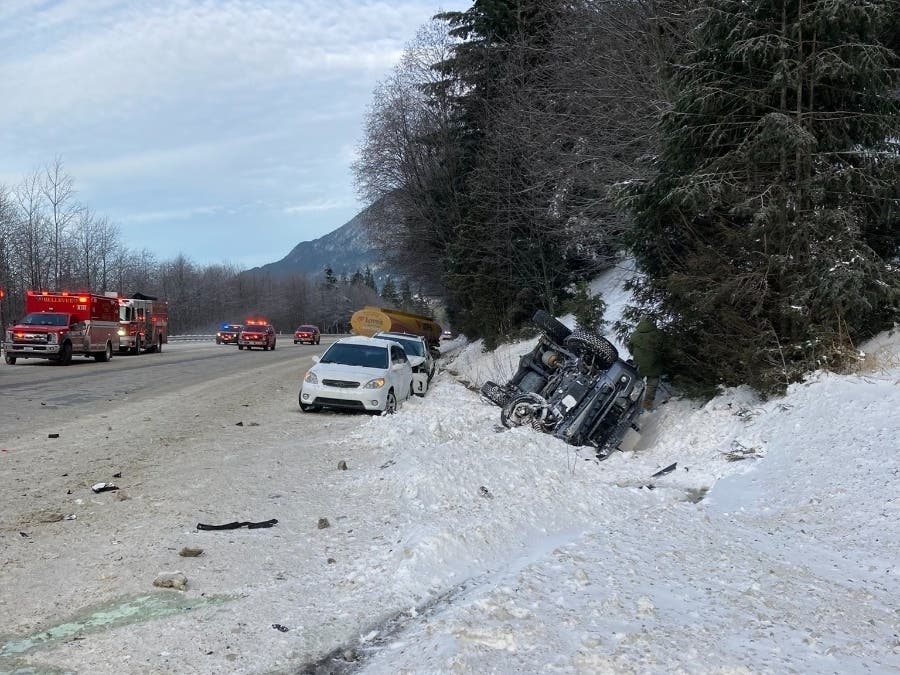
(372, 331, 435, 395)
(216, 324, 242, 345)
(480, 310, 644, 460)
(299, 336, 413, 414)
(293, 324, 320, 345)
(238, 321, 276, 351)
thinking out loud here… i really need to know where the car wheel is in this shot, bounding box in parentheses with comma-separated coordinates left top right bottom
(294, 340, 298, 344)
(271, 340, 276, 350)
(58, 342, 73, 366)
(533, 309, 571, 345)
(316, 337, 320, 345)
(383, 389, 397, 414)
(216, 338, 221, 344)
(238, 344, 244, 350)
(564, 329, 618, 368)
(4, 354, 16, 365)
(95, 341, 112, 362)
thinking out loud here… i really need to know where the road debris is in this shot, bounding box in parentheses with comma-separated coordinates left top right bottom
(196, 519, 278, 530)
(153, 572, 188, 590)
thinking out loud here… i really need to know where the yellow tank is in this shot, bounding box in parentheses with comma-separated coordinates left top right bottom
(350, 306, 442, 348)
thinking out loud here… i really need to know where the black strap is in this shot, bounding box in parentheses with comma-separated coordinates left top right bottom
(197, 519, 278, 530)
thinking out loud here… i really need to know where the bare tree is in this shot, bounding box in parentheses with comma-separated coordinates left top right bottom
(14, 170, 51, 290)
(354, 19, 464, 295)
(42, 157, 80, 288)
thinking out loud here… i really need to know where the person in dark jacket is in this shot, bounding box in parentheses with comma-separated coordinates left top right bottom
(628, 318, 664, 411)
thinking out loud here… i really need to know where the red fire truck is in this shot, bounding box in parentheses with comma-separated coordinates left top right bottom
(2, 291, 120, 365)
(115, 293, 169, 354)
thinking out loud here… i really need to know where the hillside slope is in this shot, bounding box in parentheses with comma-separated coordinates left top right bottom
(246, 208, 383, 279)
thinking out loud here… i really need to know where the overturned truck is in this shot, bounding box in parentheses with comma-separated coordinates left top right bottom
(481, 311, 645, 459)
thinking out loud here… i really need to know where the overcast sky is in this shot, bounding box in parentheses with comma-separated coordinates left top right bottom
(0, 0, 466, 269)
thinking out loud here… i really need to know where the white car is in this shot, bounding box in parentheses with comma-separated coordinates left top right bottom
(372, 331, 435, 395)
(299, 336, 413, 414)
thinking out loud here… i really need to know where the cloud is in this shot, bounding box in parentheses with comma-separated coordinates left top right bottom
(283, 198, 347, 214)
(120, 204, 225, 224)
(0, 1, 441, 128)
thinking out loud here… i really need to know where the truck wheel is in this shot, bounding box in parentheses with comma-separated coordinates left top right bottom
(564, 329, 618, 368)
(238, 345, 244, 350)
(58, 343, 73, 366)
(533, 310, 571, 345)
(501, 392, 548, 428)
(131, 336, 141, 355)
(271, 340, 276, 351)
(95, 342, 112, 362)
(481, 380, 513, 407)
(4, 354, 15, 365)
(156, 336, 163, 353)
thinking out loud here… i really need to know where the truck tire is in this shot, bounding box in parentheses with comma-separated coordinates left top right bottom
(131, 336, 141, 355)
(95, 342, 112, 362)
(58, 342, 73, 366)
(156, 336, 163, 353)
(501, 392, 548, 428)
(533, 310, 571, 345)
(4, 354, 15, 365)
(564, 329, 618, 368)
(481, 380, 513, 407)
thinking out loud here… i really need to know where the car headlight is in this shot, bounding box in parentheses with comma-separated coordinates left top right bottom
(304, 371, 318, 384)
(363, 378, 386, 389)
(48, 332, 58, 344)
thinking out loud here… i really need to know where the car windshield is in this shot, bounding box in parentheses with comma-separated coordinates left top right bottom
(296, 325, 316, 332)
(320, 343, 388, 369)
(21, 313, 69, 327)
(377, 335, 424, 357)
(223, 325, 241, 332)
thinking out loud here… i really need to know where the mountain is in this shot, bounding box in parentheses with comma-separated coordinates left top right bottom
(246, 207, 385, 279)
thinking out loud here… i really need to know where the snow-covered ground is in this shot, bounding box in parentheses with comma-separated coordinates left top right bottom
(2, 261, 898, 673)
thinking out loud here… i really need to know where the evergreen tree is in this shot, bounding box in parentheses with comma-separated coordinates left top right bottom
(619, 0, 900, 394)
(323, 266, 337, 288)
(435, 0, 579, 345)
(363, 266, 377, 291)
(380, 276, 400, 306)
(350, 269, 364, 286)
(399, 278, 414, 311)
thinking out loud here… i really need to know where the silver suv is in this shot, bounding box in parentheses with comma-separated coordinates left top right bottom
(373, 331, 435, 395)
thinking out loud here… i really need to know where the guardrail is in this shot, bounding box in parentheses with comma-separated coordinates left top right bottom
(168, 334, 339, 343)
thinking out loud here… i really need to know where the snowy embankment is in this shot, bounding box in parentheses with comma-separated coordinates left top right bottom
(332, 262, 899, 672)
